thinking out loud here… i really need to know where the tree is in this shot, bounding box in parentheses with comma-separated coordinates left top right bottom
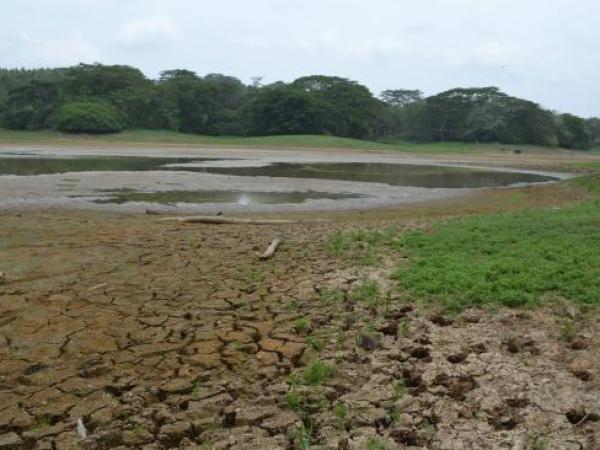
(243, 85, 331, 135)
(291, 75, 383, 138)
(1, 80, 61, 130)
(62, 64, 147, 100)
(586, 118, 600, 145)
(52, 102, 125, 133)
(159, 72, 219, 134)
(422, 87, 508, 141)
(556, 114, 593, 150)
(380, 89, 423, 108)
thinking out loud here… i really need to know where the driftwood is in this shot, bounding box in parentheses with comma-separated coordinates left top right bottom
(160, 216, 296, 225)
(258, 238, 282, 259)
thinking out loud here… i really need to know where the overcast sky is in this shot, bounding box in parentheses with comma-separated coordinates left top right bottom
(2, 0, 599, 117)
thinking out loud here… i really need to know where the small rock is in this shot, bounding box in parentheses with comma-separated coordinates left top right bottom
(159, 421, 191, 446)
(357, 333, 382, 351)
(260, 410, 300, 433)
(0, 433, 22, 450)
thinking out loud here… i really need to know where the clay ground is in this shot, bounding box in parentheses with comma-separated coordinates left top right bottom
(0, 148, 599, 450)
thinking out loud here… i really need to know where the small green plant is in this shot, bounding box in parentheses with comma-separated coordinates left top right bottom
(288, 424, 312, 450)
(33, 417, 51, 431)
(295, 317, 309, 333)
(306, 334, 325, 352)
(392, 379, 407, 400)
(531, 437, 547, 450)
(320, 287, 345, 304)
(350, 279, 380, 306)
(366, 436, 396, 450)
(284, 388, 303, 411)
(560, 320, 576, 342)
(400, 318, 412, 337)
(389, 404, 403, 424)
(192, 379, 204, 397)
(333, 402, 349, 431)
(303, 361, 333, 386)
(132, 424, 146, 435)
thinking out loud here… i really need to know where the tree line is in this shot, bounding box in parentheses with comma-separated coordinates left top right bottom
(0, 64, 598, 150)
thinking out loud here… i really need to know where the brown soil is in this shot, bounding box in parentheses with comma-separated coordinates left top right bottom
(0, 182, 599, 449)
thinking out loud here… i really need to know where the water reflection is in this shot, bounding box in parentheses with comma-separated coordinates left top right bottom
(0, 156, 215, 176)
(193, 162, 557, 188)
(93, 189, 364, 205)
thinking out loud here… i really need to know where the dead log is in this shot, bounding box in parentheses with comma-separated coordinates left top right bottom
(258, 238, 282, 259)
(160, 216, 296, 225)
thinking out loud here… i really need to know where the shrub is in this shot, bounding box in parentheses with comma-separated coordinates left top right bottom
(53, 102, 125, 133)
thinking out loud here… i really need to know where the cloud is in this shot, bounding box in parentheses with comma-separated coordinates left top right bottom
(117, 15, 182, 48)
(19, 32, 100, 66)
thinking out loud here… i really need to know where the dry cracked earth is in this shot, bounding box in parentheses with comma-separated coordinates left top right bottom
(0, 211, 598, 450)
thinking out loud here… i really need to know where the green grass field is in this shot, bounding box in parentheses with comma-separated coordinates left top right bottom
(330, 175, 600, 312)
(0, 128, 572, 154)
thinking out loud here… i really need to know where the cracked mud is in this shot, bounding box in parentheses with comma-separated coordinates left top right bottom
(0, 211, 598, 449)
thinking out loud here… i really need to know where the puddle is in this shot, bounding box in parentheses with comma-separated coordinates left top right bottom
(0, 156, 215, 176)
(0, 156, 557, 188)
(193, 162, 557, 188)
(92, 189, 364, 205)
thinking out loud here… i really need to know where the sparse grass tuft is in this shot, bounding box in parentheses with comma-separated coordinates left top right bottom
(284, 388, 302, 411)
(302, 361, 333, 386)
(295, 317, 309, 334)
(366, 436, 397, 450)
(333, 402, 350, 431)
(350, 279, 380, 306)
(319, 287, 345, 304)
(327, 227, 399, 265)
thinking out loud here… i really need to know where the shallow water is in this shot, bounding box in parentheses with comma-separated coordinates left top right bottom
(0, 156, 557, 188)
(93, 189, 364, 205)
(0, 154, 561, 211)
(192, 162, 557, 188)
(0, 156, 213, 176)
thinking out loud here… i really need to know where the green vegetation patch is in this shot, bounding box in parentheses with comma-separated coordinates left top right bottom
(394, 181, 600, 311)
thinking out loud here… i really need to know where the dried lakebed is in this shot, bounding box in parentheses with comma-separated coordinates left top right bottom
(0, 212, 598, 449)
(0, 151, 563, 213)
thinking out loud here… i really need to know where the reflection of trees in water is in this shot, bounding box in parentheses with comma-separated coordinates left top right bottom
(94, 189, 362, 205)
(0, 157, 211, 176)
(203, 163, 555, 189)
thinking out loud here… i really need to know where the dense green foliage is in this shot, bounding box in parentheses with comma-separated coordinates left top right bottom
(52, 102, 125, 133)
(0, 64, 597, 148)
(393, 176, 600, 311)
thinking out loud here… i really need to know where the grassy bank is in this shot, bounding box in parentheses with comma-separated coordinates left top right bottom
(330, 175, 600, 312)
(0, 128, 575, 154)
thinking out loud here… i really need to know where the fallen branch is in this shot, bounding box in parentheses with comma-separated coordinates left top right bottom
(258, 238, 282, 259)
(160, 216, 296, 225)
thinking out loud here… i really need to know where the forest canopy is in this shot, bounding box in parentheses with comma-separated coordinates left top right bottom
(0, 64, 598, 150)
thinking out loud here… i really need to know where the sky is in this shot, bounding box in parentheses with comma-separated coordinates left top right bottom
(1, 0, 599, 117)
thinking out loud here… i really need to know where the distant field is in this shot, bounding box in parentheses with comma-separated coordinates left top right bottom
(0, 128, 577, 155)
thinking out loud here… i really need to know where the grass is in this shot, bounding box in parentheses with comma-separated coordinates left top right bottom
(333, 402, 350, 431)
(294, 317, 309, 334)
(350, 279, 381, 306)
(327, 227, 399, 265)
(0, 128, 579, 154)
(284, 388, 303, 411)
(302, 361, 333, 386)
(392, 175, 600, 312)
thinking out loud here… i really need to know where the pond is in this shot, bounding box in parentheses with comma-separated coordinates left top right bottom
(0, 153, 562, 212)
